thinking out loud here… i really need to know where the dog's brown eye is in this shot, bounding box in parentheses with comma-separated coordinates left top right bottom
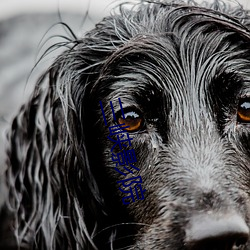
(237, 99, 250, 123)
(118, 111, 144, 132)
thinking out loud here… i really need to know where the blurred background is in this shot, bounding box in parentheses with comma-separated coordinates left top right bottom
(0, 0, 119, 171)
(0, 0, 250, 173)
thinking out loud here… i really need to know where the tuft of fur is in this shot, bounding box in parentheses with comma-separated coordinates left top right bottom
(2, 0, 250, 249)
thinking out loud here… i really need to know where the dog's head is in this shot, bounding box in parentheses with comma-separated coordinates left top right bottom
(4, 1, 250, 249)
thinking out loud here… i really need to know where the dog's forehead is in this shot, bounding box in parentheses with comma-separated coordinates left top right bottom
(106, 35, 248, 101)
(102, 7, 250, 103)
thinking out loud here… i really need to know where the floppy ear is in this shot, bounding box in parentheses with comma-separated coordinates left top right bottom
(2, 17, 125, 249)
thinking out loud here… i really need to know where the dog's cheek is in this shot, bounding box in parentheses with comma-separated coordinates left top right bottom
(226, 124, 250, 163)
(237, 129, 250, 158)
(104, 131, 161, 217)
(119, 133, 164, 222)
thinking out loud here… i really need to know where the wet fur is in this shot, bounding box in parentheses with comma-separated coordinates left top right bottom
(2, 0, 250, 249)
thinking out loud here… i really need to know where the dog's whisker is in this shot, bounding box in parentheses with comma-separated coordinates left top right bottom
(93, 222, 149, 238)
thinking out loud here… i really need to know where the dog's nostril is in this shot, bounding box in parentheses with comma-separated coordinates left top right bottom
(185, 213, 249, 250)
(187, 234, 248, 250)
(235, 236, 249, 248)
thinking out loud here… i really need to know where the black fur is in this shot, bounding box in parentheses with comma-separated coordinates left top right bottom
(2, 0, 250, 249)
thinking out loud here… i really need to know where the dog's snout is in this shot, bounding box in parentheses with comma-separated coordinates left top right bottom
(185, 213, 249, 250)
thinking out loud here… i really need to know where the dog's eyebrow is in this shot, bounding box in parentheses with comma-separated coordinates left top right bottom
(211, 71, 242, 92)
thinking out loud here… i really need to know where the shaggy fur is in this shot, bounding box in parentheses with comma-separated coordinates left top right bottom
(2, 0, 250, 249)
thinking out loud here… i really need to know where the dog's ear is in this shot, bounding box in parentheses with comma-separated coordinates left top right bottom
(4, 68, 99, 248)
(3, 17, 124, 249)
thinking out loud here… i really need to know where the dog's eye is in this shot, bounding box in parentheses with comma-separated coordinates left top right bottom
(118, 111, 144, 132)
(237, 99, 250, 123)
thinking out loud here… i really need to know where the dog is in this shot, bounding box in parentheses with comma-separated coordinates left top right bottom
(1, 0, 250, 249)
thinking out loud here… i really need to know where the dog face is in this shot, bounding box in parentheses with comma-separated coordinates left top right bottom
(3, 1, 250, 250)
(88, 2, 250, 249)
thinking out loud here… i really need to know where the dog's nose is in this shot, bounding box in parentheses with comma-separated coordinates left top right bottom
(185, 213, 249, 250)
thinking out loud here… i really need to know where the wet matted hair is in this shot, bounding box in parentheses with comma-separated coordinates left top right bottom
(2, 0, 250, 249)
